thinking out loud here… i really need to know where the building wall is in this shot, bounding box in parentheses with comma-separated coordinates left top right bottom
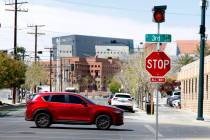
(178, 55, 210, 117)
(39, 57, 121, 92)
(52, 34, 134, 59)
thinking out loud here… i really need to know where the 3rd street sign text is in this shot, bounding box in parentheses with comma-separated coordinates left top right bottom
(145, 34, 171, 42)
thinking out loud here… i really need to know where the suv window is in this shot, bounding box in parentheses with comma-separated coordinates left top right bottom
(68, 95, 83, 104)
(115, 95, 131, 98)
(50, 95, 65, 103)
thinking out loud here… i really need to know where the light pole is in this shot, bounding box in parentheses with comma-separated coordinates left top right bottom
(197, 0, 208, 121)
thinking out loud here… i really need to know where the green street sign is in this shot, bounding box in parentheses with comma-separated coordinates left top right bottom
(145, 34, 171, 42)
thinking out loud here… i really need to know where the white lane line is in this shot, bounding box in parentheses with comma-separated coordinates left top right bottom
(144, 124, 163, 137)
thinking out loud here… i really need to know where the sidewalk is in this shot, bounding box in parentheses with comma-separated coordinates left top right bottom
(0, 103, 25, 117)
(129, 105, 210, 127)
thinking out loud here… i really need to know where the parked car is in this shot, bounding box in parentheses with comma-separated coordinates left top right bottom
(107, 94, 114, 105)
(111, 93, 135, 113)
(172, 99, 181, 108)
(167, 91, 181, 106)
(25, 92, 124, 130)
(167, 96, 180, 107)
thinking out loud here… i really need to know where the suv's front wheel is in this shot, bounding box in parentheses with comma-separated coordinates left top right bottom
(95, 114, 111, 130)
(35, 113, 51, 128)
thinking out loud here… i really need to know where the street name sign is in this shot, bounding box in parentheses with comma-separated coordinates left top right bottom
(145, 34, 171, 42)
(146, 51, 171, 77)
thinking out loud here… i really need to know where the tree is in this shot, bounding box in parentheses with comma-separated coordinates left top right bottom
(10, 46, 26, 61)
(159, 78, 180, 96)
(195, 42, 210, 58)
(114, 51, 154, 109)
(24, 63, 48, 91)
(0, 53, 26, 89)
(0, 53, 26, 104)
(16, 46, 26, 60)
(108, 79, 121, 93)
(174, 54, 195, 72)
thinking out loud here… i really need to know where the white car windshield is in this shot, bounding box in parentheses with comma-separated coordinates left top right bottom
(115, 95, 131, 98)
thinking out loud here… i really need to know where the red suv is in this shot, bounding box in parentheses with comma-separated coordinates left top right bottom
(25, 92, 124, 130)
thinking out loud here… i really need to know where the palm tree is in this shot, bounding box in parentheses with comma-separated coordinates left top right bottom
(195, 42, 210, 58)
(17, 47, 26, 60)
(174, 54, 195, 72)
(10, 46, 26, 61)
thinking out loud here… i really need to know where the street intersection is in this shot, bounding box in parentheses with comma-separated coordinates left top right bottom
(1, 100, 210, 140)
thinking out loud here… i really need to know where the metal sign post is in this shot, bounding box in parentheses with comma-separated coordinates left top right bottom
(145, 5, 169, 140)
(155, 22, 160, 140)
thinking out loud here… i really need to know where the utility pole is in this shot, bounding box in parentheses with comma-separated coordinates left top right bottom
(28, 25, 45, 63)
(5, 0, 28, 59)
(197, 0, 208, 121)
(45, 48, 54, 92)
(60, 58, 63, 92)
(5, 0, 28, 104)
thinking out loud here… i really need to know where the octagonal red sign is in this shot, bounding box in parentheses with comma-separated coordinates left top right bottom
(146, 51, 171, 77)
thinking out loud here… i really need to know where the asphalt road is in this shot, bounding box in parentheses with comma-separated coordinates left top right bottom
(1, 98, 210, 140)
(1, 110, 210, 140)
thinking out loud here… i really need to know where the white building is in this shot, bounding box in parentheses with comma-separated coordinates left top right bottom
(95, 45, 129, 61)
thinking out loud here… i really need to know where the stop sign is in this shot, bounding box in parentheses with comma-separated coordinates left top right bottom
(146, 52, 171, 76)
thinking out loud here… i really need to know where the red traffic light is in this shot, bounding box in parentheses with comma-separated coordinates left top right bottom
(153, 10, 165, 23)
(152, 5, 167, 23)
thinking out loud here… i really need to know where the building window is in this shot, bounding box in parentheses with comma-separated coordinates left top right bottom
(192, 79, 194, 99)
(189, 79, 191, 94)
(195, 78, 197, 98)
(206, 75, 208, 99)
(185, 80, 188, 94)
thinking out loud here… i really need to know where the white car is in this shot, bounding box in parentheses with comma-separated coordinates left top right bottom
(172, 99, 181, 108)
(111, 93, 135, 112)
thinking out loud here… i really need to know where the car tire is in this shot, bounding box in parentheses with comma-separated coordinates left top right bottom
(35, 112, 51, 128)
(95, 114, 111, 130)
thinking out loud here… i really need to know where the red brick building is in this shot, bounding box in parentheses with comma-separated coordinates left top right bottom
(40, 57, 121, 92)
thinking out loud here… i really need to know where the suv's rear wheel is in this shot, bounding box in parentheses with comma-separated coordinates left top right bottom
(35, 113, 51, 128)
(95, 114, 111, 130)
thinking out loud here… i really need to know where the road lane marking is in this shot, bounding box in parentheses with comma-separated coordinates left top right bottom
(144, 124, 163, 137)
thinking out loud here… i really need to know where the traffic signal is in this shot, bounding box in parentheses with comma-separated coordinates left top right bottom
(153, 5, 167, 23)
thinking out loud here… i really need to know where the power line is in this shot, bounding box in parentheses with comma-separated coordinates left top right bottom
(55, 0, 210, 17)
(5, 0, 28, 59)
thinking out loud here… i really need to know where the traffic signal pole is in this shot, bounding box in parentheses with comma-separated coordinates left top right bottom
(197, 0, 207, 121)
(152, 5, 166, 140)
(155, 23, 160, 140)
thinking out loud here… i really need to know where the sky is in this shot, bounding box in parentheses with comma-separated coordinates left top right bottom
(0, 0, 209, 59)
